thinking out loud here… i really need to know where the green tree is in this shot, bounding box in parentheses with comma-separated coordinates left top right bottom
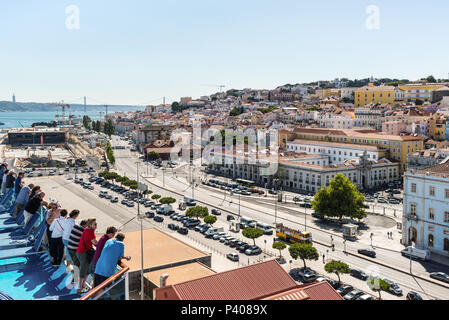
(425, 75, 437, 83)
(185, 206, 209, 221)
(288, 243, 319, 269)
(272, 241, 287, 258)
(203, 215, 217, 226)
(104, 119, 115, 138)
(367, 277, 390, 300)
(312, 173, 367, 222)
(230, 106, 244, 116)
(159, 197, 176, 205)
(324, 260, 350, 284)
(148, 151, 160, 161)
(242, 227, 264, 246)
(83, 115, 92, 130)
(143, 190, 153, 198)
(151, 194, 161, 202)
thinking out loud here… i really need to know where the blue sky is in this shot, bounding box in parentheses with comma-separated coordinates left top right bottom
(1, 0, 449, 105)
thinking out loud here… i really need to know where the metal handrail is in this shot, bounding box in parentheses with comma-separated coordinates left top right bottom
(80, 261, 129, 300)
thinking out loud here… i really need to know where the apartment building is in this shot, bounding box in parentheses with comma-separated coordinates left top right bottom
(279, 128, 424, 172)
(398, 83, 446, 102)
(354, 83, 396, 107)
(286, 139, 386, 164)
(209, 149, 400, 193)
(402, 163, 449, 258)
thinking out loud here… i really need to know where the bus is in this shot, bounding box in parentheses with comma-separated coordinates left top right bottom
(276, 223, 312, 244)
(235, 178, 255, 188)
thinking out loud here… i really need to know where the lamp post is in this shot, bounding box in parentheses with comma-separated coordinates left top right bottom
(136, 161, 144, 300)
(343, 239, 347, 253)
(273, 179, 279, 225)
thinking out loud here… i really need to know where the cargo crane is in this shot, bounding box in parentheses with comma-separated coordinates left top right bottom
(201, 84, 226, 93)
(46, 101, 75, 141)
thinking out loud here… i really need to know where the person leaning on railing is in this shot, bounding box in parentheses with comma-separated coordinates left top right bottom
(88, 226, 118, 281)
(93, 233, 131, 288)
(14, 183, 34, 218)
(49, 209, 68, 267)
(67, 219, 87, 274)
(24, 192, 48, 227)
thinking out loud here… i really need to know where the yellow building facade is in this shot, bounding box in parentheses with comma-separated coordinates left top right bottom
(354, 83, 395, 107)
(397, 83, 445, 102)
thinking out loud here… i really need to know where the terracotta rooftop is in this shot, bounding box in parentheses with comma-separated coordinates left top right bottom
(155, 260, 298, 300)
(263, 281, 344, 300)
(415, 162, 449, 179)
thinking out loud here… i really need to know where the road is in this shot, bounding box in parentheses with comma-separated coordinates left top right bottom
(110, 135, 449, 300)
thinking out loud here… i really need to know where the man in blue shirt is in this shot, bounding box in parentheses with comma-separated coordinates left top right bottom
(93, 233, 131, 287)
(14, 172, 24, 196)
(14, 183, 34, 218)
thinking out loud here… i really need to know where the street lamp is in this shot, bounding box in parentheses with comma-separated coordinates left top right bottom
(343, 239, 347, 253)
(135, 161, 144, 301)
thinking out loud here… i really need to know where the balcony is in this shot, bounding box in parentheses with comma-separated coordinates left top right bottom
(404, 213, 419, 222)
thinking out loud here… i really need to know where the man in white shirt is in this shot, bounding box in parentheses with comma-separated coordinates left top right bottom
(49, 209, 68, 267)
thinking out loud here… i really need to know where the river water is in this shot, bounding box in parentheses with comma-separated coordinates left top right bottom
(0, 108, 145, 129)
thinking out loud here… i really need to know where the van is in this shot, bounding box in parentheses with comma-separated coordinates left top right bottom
(401, 246, 430, 261)
(156, 204, 174, 215)
(256, 222, 273, 235)
(205, 227, 224, 238)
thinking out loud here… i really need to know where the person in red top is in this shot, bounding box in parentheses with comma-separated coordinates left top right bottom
(76, 218, 98, 294)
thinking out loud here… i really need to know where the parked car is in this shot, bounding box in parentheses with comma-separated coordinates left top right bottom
(211, 209, 221, 216)
(358, 248, 376, 258)
(429, 272, 449, 283)
(356, 294, 375, 301)
(226, 215, 235, 221)
(245, 246, 262, 255)
(111, 197, 119, 203)
(336, 285, 354, 296)
(295, 268, 317, 283)
(350, 269, 369, 280)
(238, 243, 250, 253)
(184, 219, 201, 228)
(406, 291, 423, 300)
(325, 279, 341, 289)
(220, 235, 233, 243)
(383, 279, 402, 296)
(213, 232, 227, 240)
(226, 253, 239, 262)
(145, 211, 155, 218)
(224, 238, 238, 246)
(168, 223, 179, 231)
(343, 289, 364, 300)
(153, 216, 164, 223)
(177, 227, 188, 235)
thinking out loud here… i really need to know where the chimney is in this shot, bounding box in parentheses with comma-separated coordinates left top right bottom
(160, 273, 169, 288)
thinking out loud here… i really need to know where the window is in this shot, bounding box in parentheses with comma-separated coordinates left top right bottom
(444, 239, 449, 252)
(410, 204, 417, 216)
(429, 186, 435, 197)
(411, 183, 417, 193)
(428, 234, 434, 248)
(446, 189, 449, 199)
(445, 212, 449, 223)
(429, 208, 435, 220)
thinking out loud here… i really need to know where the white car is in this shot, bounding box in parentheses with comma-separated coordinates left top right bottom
(356, 294, 375, 301)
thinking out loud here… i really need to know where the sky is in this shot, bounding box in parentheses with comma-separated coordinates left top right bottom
(1, 0, 449, 105)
